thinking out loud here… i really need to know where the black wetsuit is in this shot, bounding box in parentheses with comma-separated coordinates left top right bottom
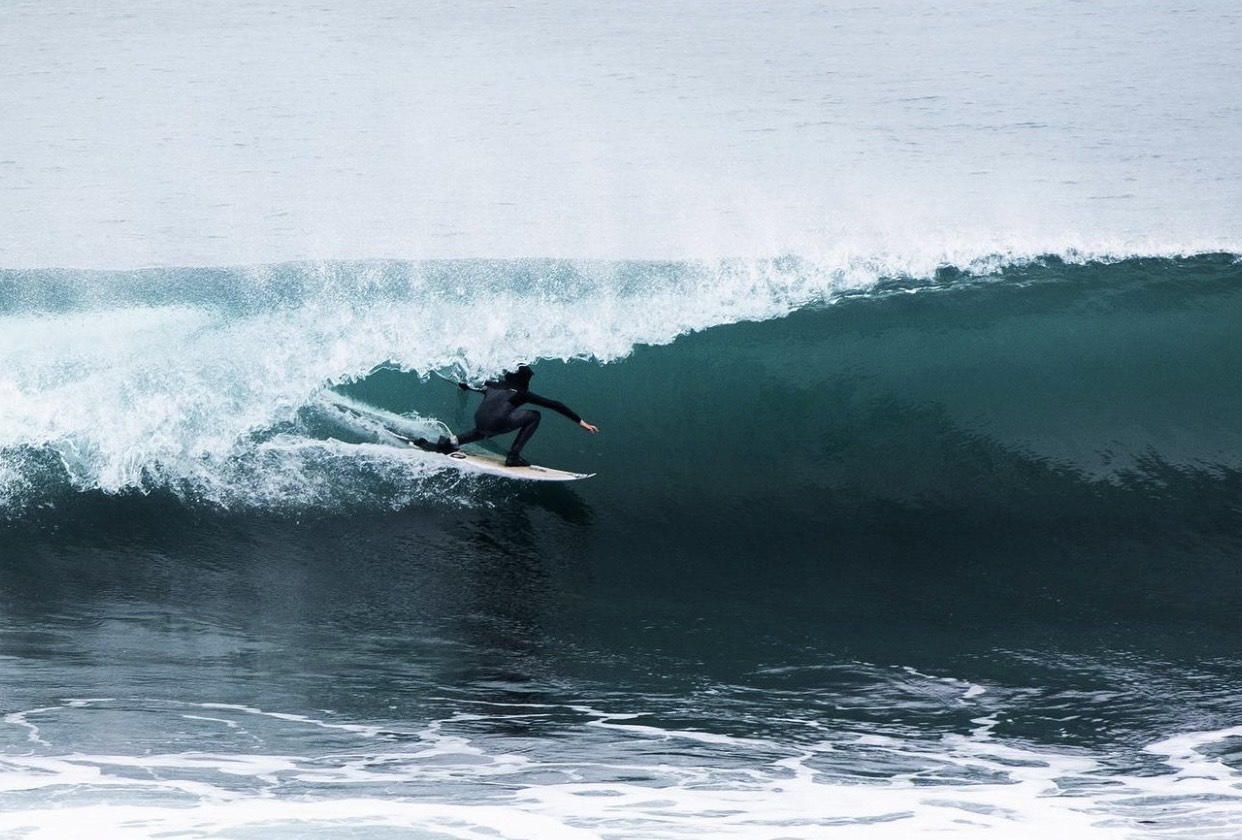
(451, 380, 582, 460)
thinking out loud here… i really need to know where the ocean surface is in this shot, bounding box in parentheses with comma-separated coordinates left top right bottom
(3, 2, 1242, 839)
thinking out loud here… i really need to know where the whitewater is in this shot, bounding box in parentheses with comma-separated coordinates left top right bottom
(2, 2, 1242, 839)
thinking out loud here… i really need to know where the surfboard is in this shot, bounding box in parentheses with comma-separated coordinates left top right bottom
(317, 392, 594, 482)
(435, 449, 595, 482)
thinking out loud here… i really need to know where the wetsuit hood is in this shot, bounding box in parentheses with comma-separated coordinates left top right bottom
(501, 365, 534, 390)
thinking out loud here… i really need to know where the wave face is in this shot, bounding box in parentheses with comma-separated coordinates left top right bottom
(2, 252, 1240, 520)
(0, 256, 861, 511)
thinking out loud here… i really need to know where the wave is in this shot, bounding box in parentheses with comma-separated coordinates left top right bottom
(1, 251, 1240, 519)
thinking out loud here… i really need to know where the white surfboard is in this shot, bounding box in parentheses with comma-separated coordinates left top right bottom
(438, 449, 595, 482)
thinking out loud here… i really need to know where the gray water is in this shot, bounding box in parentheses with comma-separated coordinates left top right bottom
(2, 0, 1239, 267)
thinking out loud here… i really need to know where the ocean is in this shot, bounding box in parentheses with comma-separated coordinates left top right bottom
(2, 2, 1241, 838)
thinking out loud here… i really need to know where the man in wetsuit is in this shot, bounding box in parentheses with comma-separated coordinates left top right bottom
(415, 365, 599, 467)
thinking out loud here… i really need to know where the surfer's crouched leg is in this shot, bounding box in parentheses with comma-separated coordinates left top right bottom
(504, 410, 540, 467)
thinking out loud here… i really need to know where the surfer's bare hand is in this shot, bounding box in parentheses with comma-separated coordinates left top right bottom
(579, 421, 599, 433)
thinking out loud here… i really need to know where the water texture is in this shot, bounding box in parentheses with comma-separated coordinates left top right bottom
(2, 1, 1241, 837)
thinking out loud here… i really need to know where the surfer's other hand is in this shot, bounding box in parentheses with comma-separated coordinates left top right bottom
(579, 421, 599, 434)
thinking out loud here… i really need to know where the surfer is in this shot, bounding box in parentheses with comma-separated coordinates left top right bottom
(415, 365, 599, 467)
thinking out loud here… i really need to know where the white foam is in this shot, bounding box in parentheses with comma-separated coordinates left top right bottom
(0, 723, 1216, 838)
(6, 697, 1242, 838)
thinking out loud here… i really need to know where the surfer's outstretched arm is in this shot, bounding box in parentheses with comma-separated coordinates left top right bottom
(520, 391, 581, 422)
(521, 391, 598, 433)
